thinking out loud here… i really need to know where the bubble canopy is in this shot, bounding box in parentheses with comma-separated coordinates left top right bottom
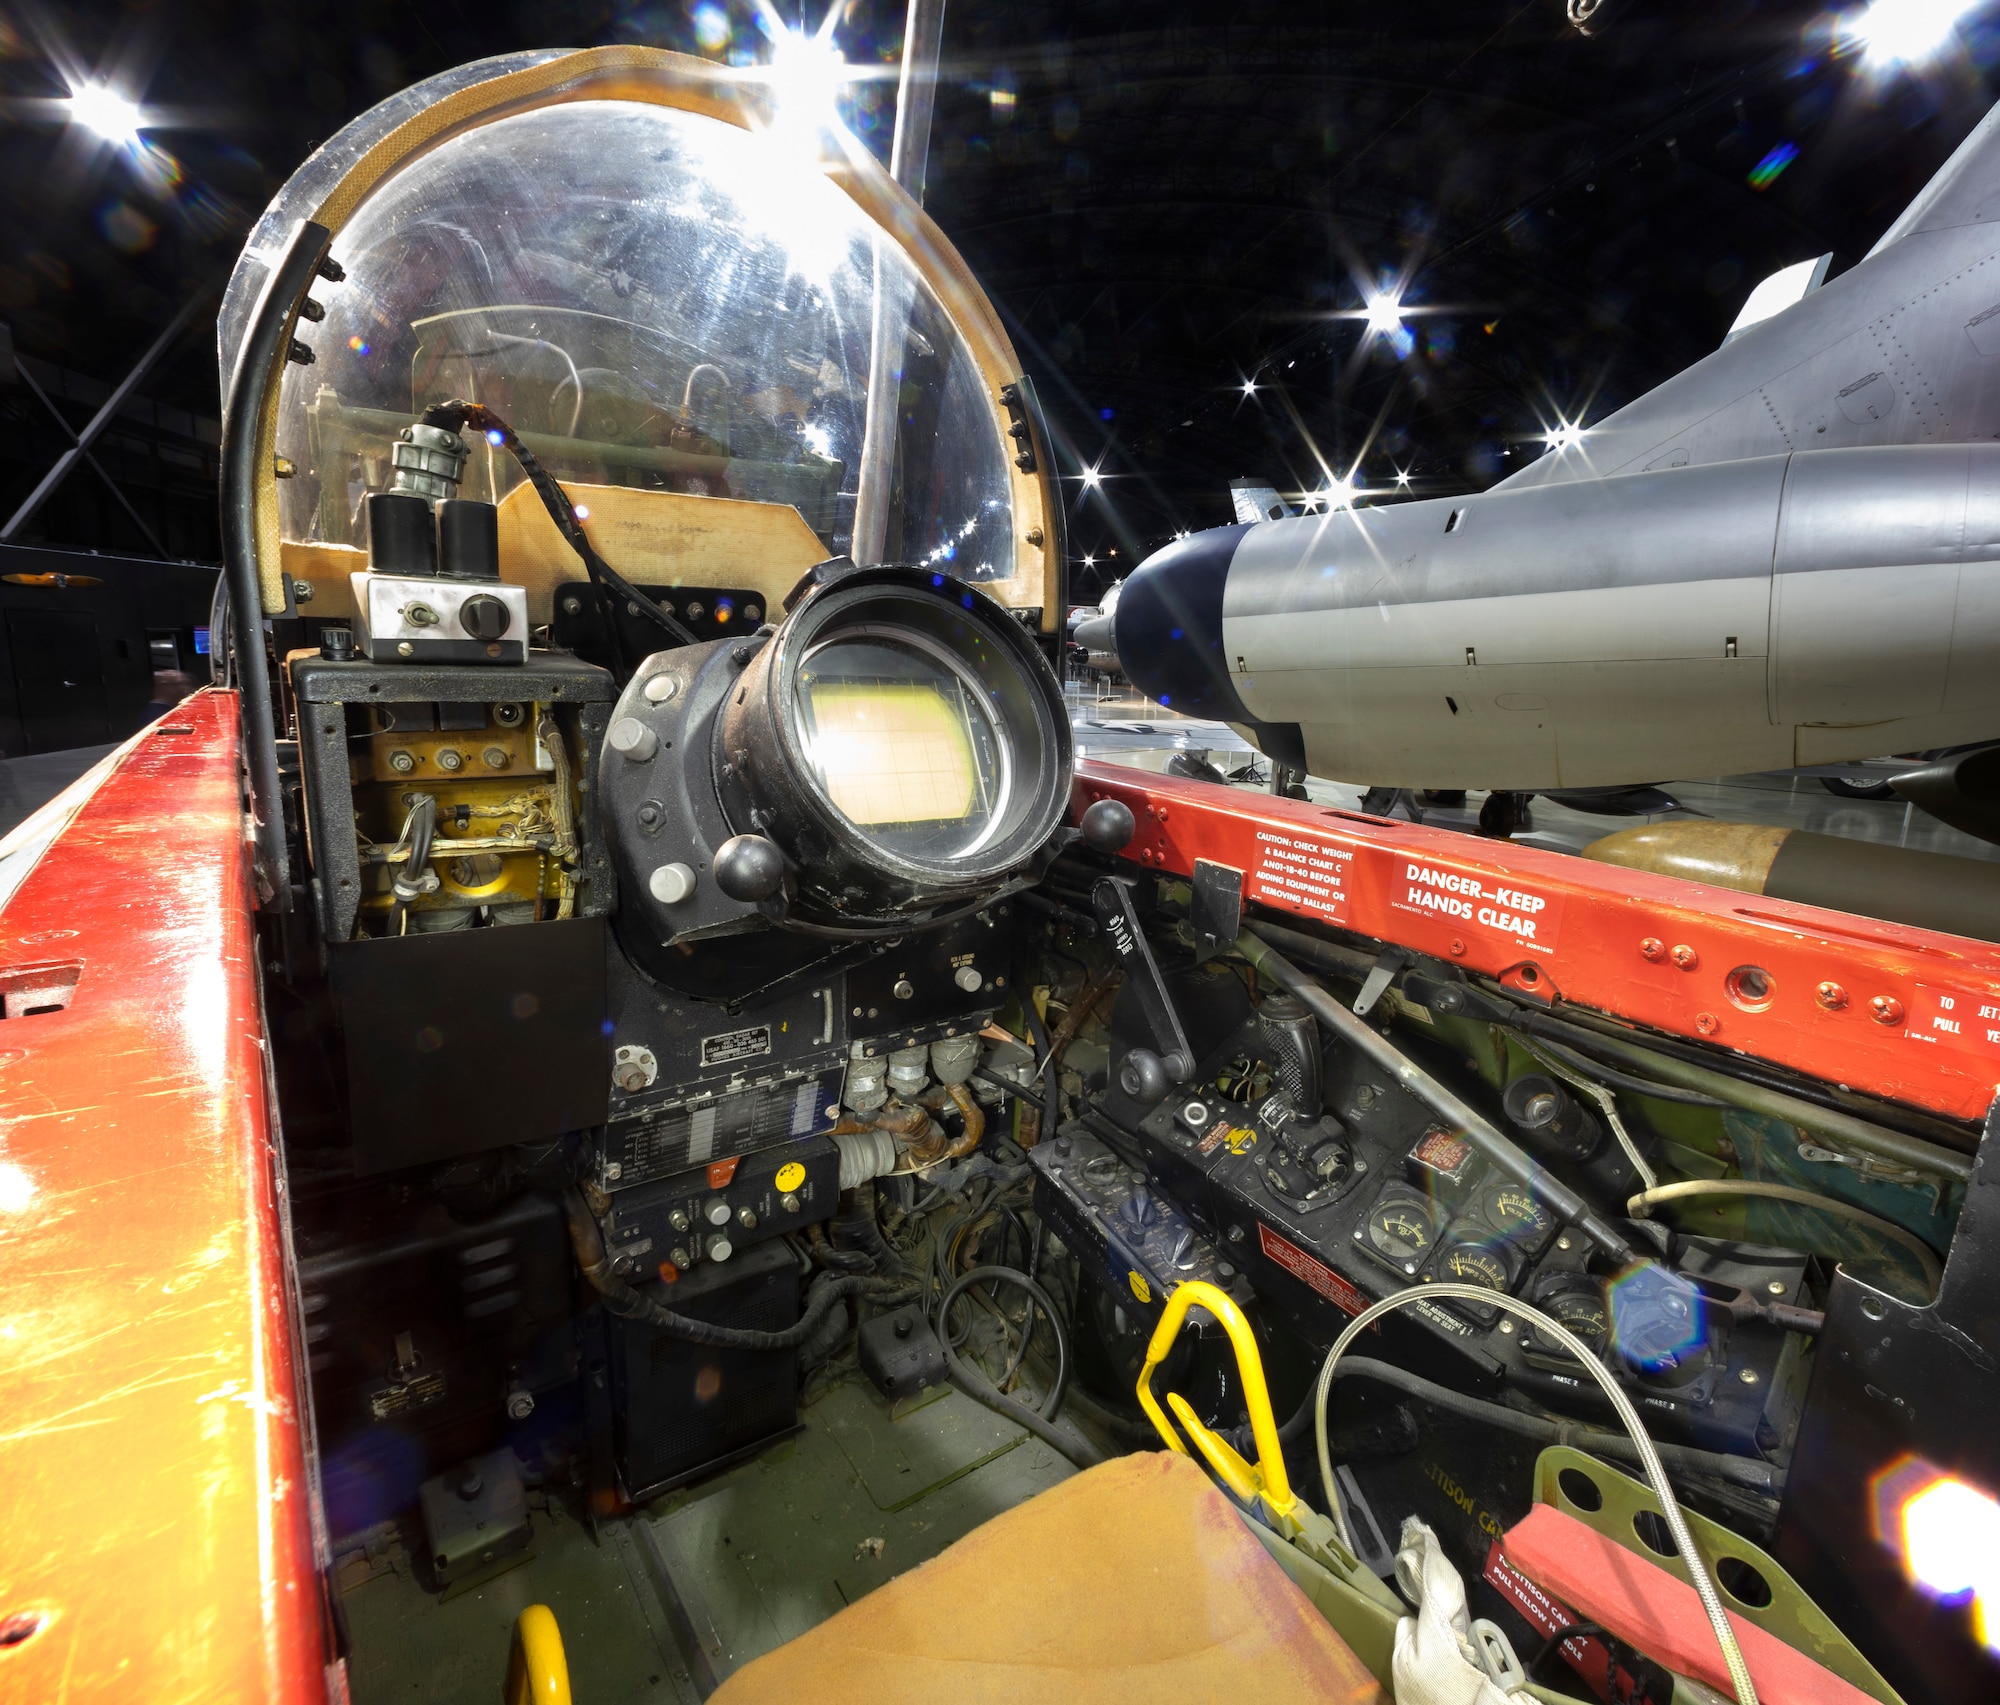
(229, 56, 1040, 594)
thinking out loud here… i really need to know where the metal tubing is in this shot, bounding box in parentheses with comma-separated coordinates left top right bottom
(219, 219, 331, 909)
(1236, 928, 1637, 1264)
(11, 362, 169, 557)
(851, 0, 948, 567)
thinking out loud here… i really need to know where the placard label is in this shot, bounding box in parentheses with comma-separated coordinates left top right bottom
(702, 1025, 772, 1066)
(1904, 984, 2000, 1061)
(1386, 855, 1563, 956)
(1247, 829, 1353, 923)
(1258, 1222, 1371, 1318)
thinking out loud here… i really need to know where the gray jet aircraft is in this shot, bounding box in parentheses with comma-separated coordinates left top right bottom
(1113, 102, 2000, 795)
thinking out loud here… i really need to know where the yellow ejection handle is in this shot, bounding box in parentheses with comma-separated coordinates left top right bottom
(1135, 1279, 1297, 1524)
(504, 1603, 572, 1705)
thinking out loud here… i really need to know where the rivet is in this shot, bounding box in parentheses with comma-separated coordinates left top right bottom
(1870, 995, 1904, 1026)
(1696, 1011, 1719, 1035)
(1816, 981, 1848, 1011)
(1670, 944, 1699, 971)
(1639, 937, 1665, 961)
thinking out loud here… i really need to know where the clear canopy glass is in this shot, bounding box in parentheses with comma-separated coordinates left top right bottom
(256, 94, 1015, 578)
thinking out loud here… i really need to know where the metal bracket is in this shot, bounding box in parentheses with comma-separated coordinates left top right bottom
(1189, 858, 1243, 963)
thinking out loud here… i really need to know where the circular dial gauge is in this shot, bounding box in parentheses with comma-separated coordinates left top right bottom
(1485, 1185, 1554, 1244)
(1364, 1195, 1438, 1264)
(1438, 1242, 1511, 1292)
(1532, 1286, 1609, 1355)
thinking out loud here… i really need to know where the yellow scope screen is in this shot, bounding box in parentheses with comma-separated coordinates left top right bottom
(804, 680, 978, 826)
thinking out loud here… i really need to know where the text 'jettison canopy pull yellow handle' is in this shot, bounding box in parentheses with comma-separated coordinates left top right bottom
(1135, 1279, 1298, 1528)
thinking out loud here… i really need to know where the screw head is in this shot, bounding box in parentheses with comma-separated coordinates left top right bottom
(1816, 981, 1848, 1011)
(1449, 938, 1467, 957)
(1767, 1280, 1786, 1295)
(1869, 995, 1905, 1026)
(1739, 1368, 1760, 1386)
(1640, 937, 1666, 961)
(388, 749, 416, 774)
(435, 747, 464, 773)
(1696, 1011, 1720, 1036)
(1670, 944, 1699, 971)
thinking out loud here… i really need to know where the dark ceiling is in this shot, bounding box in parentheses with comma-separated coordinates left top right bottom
(1, 0, 1995, 595)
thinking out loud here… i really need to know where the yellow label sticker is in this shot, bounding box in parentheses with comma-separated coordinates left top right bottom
(1225, 1127, 1257, 1155)
(1127, 1270, 1152, 1304)
(775, 1162, 807, 1193)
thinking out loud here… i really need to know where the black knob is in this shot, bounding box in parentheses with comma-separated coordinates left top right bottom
(713, 833, 787, 901)
(1118, 1047, 1170, 1106)
(319, 626, 355, 661)
(460, 594, 512, 641)
(1079, 798, 1136, 852)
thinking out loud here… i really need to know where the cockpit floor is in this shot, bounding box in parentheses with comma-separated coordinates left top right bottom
(342, 1371, 1089, 1701)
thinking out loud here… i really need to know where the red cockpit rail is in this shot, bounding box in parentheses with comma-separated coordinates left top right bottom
(0, 689, 331, 1702)
(1076, 760, 2000, 1127)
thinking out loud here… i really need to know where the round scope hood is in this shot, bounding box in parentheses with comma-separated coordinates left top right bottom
(718, 567, 1072, 927)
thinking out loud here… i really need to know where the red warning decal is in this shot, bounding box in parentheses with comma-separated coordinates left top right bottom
(1380, 851, 1563, 957)
(1904, 983, 2000, 1062)
(1257, 1221, 1371, 1318)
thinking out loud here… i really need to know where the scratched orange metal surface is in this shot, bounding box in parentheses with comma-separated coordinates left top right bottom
(1079, 760, 2000, 1124)
(0, 689, 329, 1702)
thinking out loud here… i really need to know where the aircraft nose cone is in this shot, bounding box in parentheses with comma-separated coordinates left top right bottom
(1112, 523, 1254, 718)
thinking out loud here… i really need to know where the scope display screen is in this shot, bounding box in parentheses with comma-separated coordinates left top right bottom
(795, 634, 1009, 862)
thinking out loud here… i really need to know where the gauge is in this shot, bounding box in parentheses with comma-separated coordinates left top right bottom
(1437, 1241, 1511, 1292)
(1358, 1189, 1439, 1274)
(1524, 1277, 1612, 1368)
(1483, 1183, 1555, 1250)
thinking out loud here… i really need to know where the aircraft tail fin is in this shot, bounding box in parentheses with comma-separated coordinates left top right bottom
(1867, 98, 2000, 258)
(1229, 477, 1291, 524)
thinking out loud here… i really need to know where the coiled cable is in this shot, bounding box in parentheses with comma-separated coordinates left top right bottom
(936, 1265, 1102, 1470)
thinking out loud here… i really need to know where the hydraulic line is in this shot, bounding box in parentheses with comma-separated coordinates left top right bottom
(219, 216, 335, 909)
(936, 1265, 1103, 1470)
(1023, 996, 1064, 1132)
(1314, 1285, 1759, 1705)
(566, 1189, 912, 1349)
(1629, 1179, 1943, 1298)
(1326, 1358, 1783, 1496)
(1237, 930, 1637, 1265)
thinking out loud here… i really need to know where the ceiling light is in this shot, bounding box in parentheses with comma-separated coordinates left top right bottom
(1324, 477, 1356, 509)
(1364, 293, 1404, 336)
(1545, 421, 1586, 452)
(1395, 469, 1411, 487)
(1851, 0, 1976, 67)
(66, 81, 143, 145)
(1241, 380, 1258, 397)
(1082, 553, 1096, 568)
(760, 9, 850, 148)
(1080, 465, 1103, 489)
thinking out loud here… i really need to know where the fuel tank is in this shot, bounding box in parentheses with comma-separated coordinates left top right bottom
(1115, 443, 2000, 788)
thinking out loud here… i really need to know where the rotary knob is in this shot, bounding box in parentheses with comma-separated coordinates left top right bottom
(460, 594, 512, 640)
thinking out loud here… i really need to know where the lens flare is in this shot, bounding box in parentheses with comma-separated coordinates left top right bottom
(1874, 1456, 2000, 1651)
(1608, 1262, 1706, 1373)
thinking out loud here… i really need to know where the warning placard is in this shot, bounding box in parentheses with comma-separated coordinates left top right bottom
(1383, 854, 1563, 956)
(1904, 983, 2000, 1062)
(1257, 1222, 1371, 1318)
(1247, 829, 1353, 924)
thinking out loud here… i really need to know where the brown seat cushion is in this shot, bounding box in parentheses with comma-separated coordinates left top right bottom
(711, 1449, 1387, 1705)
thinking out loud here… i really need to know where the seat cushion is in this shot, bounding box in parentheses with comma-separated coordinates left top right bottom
(711, 1448, 1386, 1705)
